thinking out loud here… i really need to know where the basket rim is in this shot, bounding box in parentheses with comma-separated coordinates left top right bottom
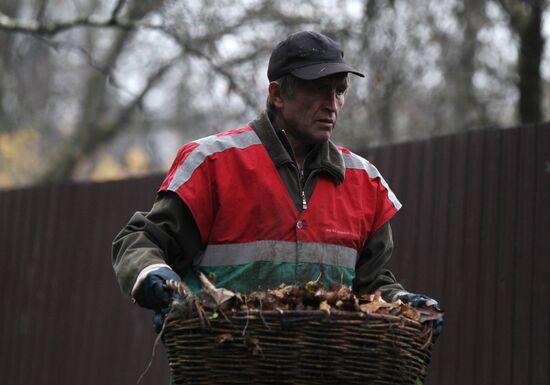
(166, 306, 425, 328)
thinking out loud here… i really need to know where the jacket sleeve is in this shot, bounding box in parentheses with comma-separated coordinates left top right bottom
(352, 222, 405, 301)
(112, 191, 203, 299)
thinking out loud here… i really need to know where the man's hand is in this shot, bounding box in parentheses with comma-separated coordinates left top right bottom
(397, 292, 439, 308)
(134, 267, 182, 310)
(430, 317, 444, 344)
(134, 267, 182, 333)
(397, 292, 444, 343)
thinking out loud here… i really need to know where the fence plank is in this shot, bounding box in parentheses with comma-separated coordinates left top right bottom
(398, 140, 425, 292)
(428, 135, 453, 385)
(458, 130, 485, 385)
(14, 187, 39, 384)
(476, 129, 501, 385)
(413, 139, 435, 294)
(27, 185, 60, 382)
(3, 189, 20, 382)
(70, 182, 102, 384)
(532, 124, 550, 385)
(445, 133, 468, 385)
(512, 124, 537, 385)
(37, 184, 76, 384)
(412, 139, 442, 385)
(494, 128, 520, 385)
(414, 139, 434, 294)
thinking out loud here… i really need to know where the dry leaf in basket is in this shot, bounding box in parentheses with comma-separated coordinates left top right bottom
(360, 300, 400, 314)
(319, 300, 331, 311)
(197, 271, 241, 310)
(247, 290, 283, 310)
(398, 303, 421, 321)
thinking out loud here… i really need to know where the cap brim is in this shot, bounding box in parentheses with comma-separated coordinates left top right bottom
(291, 62, 365, 80)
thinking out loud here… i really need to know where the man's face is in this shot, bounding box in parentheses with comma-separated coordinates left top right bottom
(276, 75, 348, 145)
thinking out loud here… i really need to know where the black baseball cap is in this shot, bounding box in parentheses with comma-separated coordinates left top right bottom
(267, 31, 365, 81)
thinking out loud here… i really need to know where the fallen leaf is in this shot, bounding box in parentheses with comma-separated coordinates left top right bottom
(399, 304, 421, 321)
(319, 300, 331, 311)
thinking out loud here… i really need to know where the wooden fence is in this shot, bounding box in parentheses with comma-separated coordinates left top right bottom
(1, 122, 549, 384)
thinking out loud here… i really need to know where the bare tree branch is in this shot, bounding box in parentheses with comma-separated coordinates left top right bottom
(221, 46, 271, 67)
(32, 34, 108, 74)
(0, 5, 261, 110)
(161, 30, 259, 109)
(110, 0, 128, 21)
(188, 2, 313, 47)
(0, 2, 315, 113)
(0, 10, 160, 35)
(36, 0, 48, 21)
(1, 1, 321, 184)
(40, 56, 180, 182)
(31, 34, 135, 97)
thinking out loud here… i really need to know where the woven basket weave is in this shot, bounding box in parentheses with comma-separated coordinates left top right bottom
(163, 305, 432, 385)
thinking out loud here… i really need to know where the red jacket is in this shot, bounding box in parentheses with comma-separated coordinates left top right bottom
(160, 125, 400, 292)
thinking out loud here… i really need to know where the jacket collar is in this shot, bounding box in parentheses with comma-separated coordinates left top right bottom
(249, 111, 345, 183)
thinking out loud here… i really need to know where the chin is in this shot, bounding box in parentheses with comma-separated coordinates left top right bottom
(312, 133, 331, 143)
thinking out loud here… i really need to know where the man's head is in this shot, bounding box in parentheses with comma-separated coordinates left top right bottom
(266, 31, 364, 145)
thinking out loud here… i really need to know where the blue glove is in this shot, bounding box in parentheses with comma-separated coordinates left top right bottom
(431, 316, 444, 344)
(397, 292, 444, 343)
(134, 267, 182, 310)
(397, 292, 439, 308)
(153, 307, 171, 334)
(134, 267, 182, 332)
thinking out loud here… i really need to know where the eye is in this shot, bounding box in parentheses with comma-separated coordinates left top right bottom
(336, 87, 347, 96)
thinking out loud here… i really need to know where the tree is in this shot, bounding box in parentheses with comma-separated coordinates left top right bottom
(0, 0, 321, 183)
(0, 0, 547, 187)
(498, 0, 546, 124)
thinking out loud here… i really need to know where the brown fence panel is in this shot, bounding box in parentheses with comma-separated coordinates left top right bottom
(1, 123, 549, 385)
(365, 123, 550, 385)
(0, 176, 169, 385)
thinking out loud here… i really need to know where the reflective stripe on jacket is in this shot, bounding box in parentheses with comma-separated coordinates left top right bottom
(159, 125, 400, 293)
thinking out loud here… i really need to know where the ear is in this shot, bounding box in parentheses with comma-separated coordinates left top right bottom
(268, 81, 285, 109)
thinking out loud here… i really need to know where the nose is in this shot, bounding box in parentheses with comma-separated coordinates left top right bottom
(324, 89, 339, 113)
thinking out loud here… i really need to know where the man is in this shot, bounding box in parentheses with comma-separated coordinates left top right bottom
(112, 31, 442, 338)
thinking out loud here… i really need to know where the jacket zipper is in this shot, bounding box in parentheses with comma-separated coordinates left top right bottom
(300, 169, 308, 210)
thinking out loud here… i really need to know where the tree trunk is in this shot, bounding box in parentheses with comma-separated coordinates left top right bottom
(455, 0, 488, 130)
(499, 0, 545, 124)
(517, 1, 544, 123)
(0, 0, 20, 130)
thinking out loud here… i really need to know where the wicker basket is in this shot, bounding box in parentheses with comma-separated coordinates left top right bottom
(163, 304, 433, 385)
